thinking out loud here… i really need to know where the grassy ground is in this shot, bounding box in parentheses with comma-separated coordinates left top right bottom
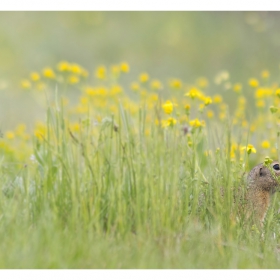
(1, 94, 280, 268)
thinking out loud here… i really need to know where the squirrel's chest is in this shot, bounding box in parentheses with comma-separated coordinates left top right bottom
(250, 190, 271, 221)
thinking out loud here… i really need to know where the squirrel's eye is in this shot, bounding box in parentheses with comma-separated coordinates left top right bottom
(273, 164, 280, 170)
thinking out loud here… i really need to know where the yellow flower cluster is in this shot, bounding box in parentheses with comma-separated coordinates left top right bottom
(162, 100, 177, 114)
(189, 118, 205, 128)
(9, 61, 280, 166)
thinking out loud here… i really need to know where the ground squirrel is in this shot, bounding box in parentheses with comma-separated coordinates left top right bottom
(246, 160, 280, 223)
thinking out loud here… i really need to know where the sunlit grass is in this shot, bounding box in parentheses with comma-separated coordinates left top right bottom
(0, 62, 280, 268)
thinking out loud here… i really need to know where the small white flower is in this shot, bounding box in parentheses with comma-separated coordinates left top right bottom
(30, 154, 36, 162)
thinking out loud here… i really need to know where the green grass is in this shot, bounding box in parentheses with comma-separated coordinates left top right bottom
(0, 100, 280, 268)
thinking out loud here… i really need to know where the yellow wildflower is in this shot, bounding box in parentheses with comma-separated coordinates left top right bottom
(219, 112, 226, 120)
(68, 75, 80, 84)
(15, 124, 26, 136)
(230, 143, 239, 159)
(213, 94, 223, 103)
(168, 118, 177, 126)
(184, 104, 191, 114)
(145, 129, 151, 136)
(75, 105, 88, 114)
(255, 88, 273, 98)
(185, 87, 201, 99)
(220, 103, 228, 111)
(140, 90, 147, 98)
(120, 62, 130, 73)
(21, 79, 31, 89)
(97, 87, 108, 96)
(36, 82, 46, 91)
(169, 79, 182, 89)
(131, 82, 140, 91)
(271, 148, 277, 158)
(276, 88, 280, 98)
(179, 115, 188, 124)
(150, 80, 162, 90)
(85, 87, 96, 96)
(34, 122, 47, 140)
(241, 144, 256, 155)
(43, 68, 56, 79)
(207, 110, 214, 118)
(233, 83, 242, 93)
(148, 94, 158, 102)
(256, 100, 265, 108)
(70, 122, 80, 132)
(71, 64, 82, 74)
(57, 61, 70, 72)
(162, 100, 177, 114)
(248, 78, 259, 88)
(110, 85, 123, 96)
(80, 97, 89, 105)
(196, 77, 208, 88)
(232, 118, 238, 125)
(154, 119, 160, 126)
(238, 96, 246, 106)
(139, 73, 149, 83)
(203, 96, 212, 106)
(30, 72, 40, 81)
(5, 131, 15, 140)
(189, 118, 205, 128)
(62, 97, 69, 106)
(242, 120, 248, 128)
(250, 124, 256, 132)
(111, 65, 120, 76)
(261, 140, 270, 149)
(199, 104, 205, 111)
(95, 66, 106, 80)
(109, 105, 118, 114)
(162, 117, 177, 127)
(261, 70, 270, 79)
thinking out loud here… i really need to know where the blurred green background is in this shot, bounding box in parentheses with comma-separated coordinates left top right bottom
(0, 11, 280, 128)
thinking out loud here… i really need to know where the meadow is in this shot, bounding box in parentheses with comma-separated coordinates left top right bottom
(1, 12, 280, 268)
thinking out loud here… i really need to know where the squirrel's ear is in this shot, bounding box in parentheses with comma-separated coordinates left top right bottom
(259, 167, 263, 176)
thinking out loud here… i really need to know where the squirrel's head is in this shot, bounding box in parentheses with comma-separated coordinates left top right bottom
(247, 161, 280, 193)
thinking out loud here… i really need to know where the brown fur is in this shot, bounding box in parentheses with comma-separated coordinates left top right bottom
(246, 161, 280, 223)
